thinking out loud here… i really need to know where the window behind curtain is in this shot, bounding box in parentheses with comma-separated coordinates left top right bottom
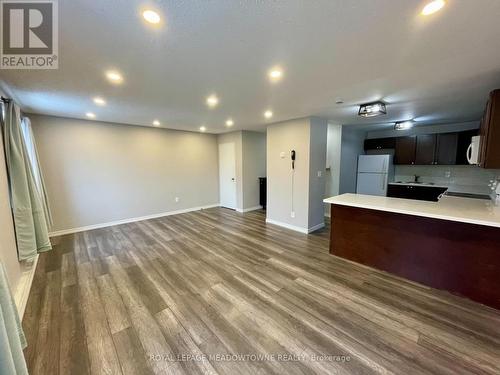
(20, 119, 42, 193)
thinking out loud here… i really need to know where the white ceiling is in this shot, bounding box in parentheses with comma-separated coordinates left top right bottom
(1, 0, 500, 133)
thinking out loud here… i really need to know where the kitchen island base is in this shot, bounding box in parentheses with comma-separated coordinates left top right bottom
(330, 204, 500, 310)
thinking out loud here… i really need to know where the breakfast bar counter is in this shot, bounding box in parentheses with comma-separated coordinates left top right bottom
(324, 193, 500, 227)
(324, 193, 500, 310)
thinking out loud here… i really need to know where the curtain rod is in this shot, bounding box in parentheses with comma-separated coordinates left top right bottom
(1, 96, 12, 103)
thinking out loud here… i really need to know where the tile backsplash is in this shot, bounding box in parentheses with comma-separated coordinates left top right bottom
(395, 165, 500, 191)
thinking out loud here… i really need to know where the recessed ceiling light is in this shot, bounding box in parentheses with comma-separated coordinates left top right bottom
(358, 102, 387, 117)
(421, 0, 446, 15)
(268, 67, 283, 82)
(143, 9, 161, 24)
(105, 70, 123, 84)
(264, 110, 273, 119)
(152, 120, 160, 126)
(394, 120, 415, 130)
(93, 97, 106, 106)
(335, 99, 344, 104)
(199, 126, 207, 132)
(206, 94, 219, 108)
(225, 119, 234, 127)
(86, 112, 96, 119)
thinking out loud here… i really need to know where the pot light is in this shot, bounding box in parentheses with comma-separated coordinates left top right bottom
(199, 126, 207, 132)
(152, 120, 160, 126)
(421, 0, 446, 16)
(225, 119, 234, 127)
(93, 97, 106, 106)
(268, 67, 283, 82)
(264, 110, 273, 119)
(86, 112, 96, 119)
(143, 10, 161, 24)
(358, 102, 387, 117)
(394, 120, 415, 130)
(105, 70, 123, 84)
(206, 94, 219, 108)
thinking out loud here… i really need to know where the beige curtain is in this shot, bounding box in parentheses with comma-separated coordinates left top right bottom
(1, 100, 52, 260)
(21, 117, 53, 227)
(0, 261, 28, 375)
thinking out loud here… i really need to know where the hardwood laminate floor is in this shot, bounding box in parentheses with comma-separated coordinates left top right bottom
(23, 208, 500, 374)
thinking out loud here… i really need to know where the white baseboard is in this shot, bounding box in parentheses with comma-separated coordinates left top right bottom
(236, 205, 263, 213)
(308, 222, 325, 233)
(265, 218, 325, 234)
(265, 218, 309, 234)
(14, 254, 39, 319)
(49, 203, 220, 237)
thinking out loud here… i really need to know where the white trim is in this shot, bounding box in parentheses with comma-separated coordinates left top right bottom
(49, 204, 220, 237)
(236, 205, 263, 213)
(265, 218, 325, 234)
(307, 222, 325, 233)
(14, 255, 39, 319)
(265, 218, 309, 234)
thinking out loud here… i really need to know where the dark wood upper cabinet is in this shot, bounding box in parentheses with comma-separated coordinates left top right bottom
(415, 134, 437, 165)
(373, 129, 480, 165)
(395, 136, 416, 165)
(436, 133, 458, 165)
(364, 137, 396, 151)
(479, 89, 500, 169)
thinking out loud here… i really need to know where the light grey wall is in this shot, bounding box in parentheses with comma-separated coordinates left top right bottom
(308, 118, 327, 229)
(366, 121, 479, 139)
(324, 123, 342, 215)
(266, 118, 311, 230)
(31, 114, 219, 232)
(241, 131, 266, 210)
(0, 110, 22, 292)
(339, 127, 366, 194)
(217, 131, 243, 211)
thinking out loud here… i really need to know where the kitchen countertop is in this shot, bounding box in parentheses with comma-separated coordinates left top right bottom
(323, 193, 500, 228)
(389, 181, 492, 195)
(389, 182, 449, 188)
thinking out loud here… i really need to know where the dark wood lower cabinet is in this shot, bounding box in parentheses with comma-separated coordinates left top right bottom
(330, 204, 500, 310)
(387, 184, 447, 202)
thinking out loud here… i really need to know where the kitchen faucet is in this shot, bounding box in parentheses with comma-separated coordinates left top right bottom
(414, 175, 420, 183)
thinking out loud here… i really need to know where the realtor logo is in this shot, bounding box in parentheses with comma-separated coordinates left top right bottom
(1, 0, 58, 69)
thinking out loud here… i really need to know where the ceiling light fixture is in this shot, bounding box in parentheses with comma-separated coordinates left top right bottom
(206, 94, 219, 108)
(358, 101, 387, 117)
(105, 70, 124, 84)
(264, 110, 273, 119)
(93, 97, 106, 106)
(143, 9, 161, 24)
(225, 119, 234, 127)
(86, 112, 96, 119)
(152, 120, 160, 126)
(421, 0, 446, 16)
(199, 126, 207, 132)
(394, 120, 415, 130)
(268, 67, 283, 82)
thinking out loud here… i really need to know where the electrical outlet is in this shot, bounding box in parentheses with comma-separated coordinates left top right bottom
(290, 211, 295, 218)
(444, 170, 451, 178)
(280, 152, 285, 159)
(175, 197, 179, 202)
(317, 171, 322, 177)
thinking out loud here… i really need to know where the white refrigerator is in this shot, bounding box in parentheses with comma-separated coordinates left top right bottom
(356, 155, 394, 196)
